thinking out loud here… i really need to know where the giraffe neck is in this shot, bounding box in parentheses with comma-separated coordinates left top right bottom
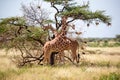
(60, 22, 68, 36)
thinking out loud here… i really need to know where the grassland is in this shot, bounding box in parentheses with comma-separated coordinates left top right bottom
(0, 47, 120, 80)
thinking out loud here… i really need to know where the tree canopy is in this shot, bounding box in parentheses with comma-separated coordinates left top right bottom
(43, 0, 111, 29)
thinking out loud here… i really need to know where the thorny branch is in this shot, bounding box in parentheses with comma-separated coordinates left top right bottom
(16, 43, 44, 66)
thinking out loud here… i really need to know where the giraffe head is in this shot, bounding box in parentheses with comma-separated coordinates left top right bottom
(62, 16, 68, 22)
(42, 24, 52, 31)
(62, 16, 68, 24)
(42, 24, 59, 37)
(62, 16, 68, 20)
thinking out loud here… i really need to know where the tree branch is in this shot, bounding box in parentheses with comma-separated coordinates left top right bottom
(51, 2, 59, 13)
(30, 37, 44, 46)
(50, 1, 60, 29)
(67, 18, 76, 24)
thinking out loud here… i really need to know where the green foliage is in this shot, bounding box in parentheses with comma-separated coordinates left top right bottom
(44, 0, 111, 25)
(25, 27, 48, 43)
(61, 5, 111, 24)
(0, 26, 6, 34)
(0, 17, 26, 26)
(0, 17, 47, 49)
(99, 72, 120, 80)
(114, 42, 120, 46)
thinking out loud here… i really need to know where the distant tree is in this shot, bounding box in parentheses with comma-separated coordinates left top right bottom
(116, 35, 120, 39)
(21, 3, 51, 26)
(116, 35, 120, 42)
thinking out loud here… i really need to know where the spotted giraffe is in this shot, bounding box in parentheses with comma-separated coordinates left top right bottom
(43, 34, 80, 64)
(43, 24, 81, 63)
(43, 16, 82, 64)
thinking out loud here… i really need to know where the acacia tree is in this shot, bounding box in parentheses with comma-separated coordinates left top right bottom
(0, 17, 48, 67)
(40, 0, 111, 65)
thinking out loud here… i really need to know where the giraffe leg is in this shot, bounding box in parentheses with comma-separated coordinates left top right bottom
(43, 51, 47, 64)
(58, 52, 62, 63)
(71, 51, 76, 62)
(43, 50, 51, 65)
(71, 49, 79, 63)
(59, 51, 65, 64)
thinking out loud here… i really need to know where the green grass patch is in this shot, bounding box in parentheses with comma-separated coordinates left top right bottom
(0, 67, 28, 80)
(99, 72, 120, 80)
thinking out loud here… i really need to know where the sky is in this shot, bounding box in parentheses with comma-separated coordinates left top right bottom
(0, 0, 120, 38)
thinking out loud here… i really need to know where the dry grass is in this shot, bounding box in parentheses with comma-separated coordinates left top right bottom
(86, 47, 120, 55)
(82, 54, 120, 67)
(0, 47, 120, 80)
(0, 66, 119, 80)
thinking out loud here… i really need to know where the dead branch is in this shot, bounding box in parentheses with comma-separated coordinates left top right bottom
(64, 56, 78, 66)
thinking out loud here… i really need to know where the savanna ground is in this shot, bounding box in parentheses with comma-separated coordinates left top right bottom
(0, 47, 120, 80)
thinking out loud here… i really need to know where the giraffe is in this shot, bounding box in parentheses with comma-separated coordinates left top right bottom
(43, 34, 80, 64)
(42, 24, 80, 63)
(42, 16, 83, 64)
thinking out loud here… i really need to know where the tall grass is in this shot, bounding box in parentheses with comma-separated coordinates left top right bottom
(0, 47, 120, 80)
(0, 65, 119, 80)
